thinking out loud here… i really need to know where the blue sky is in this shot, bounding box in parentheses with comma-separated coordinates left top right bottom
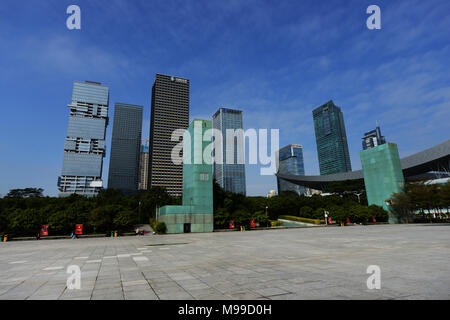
(0, 0, 449, 197)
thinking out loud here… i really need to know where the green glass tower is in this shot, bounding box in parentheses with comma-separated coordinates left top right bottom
(360, 143, 405, 223)
(158, 119, 213, 233)
(313, 100, 352, 175)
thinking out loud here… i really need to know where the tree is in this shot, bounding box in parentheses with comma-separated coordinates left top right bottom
(7, 208, 43, 235)
(113, 208, 137, 230)
(253, 210, 270, 227)
(299, 206, 313, 218)
(232, 209, 251, 227)
(368, 205, 388, 222)
(6, 188, 44, 198)
(389, 192, 412, 223)
(214, 207, 231, 228)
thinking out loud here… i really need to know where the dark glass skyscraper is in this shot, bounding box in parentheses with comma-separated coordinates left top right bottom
(313, 100, 352, 175)
(212, 107, 246, 195)
(362, 126, 386, 150)
(276, 144, 306, 195)
(58, 81, 109, 197)
(107, 103, 143, 193)
(148, 74, 189, 196)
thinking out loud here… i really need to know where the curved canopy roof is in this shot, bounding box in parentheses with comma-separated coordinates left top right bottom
(276, 139, 450, 190)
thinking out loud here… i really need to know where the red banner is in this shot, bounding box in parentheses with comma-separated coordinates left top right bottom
(250, 219, 255, 228)
(40, 225, 49, 236)
(346, 217, 350, 224)
(229, 220, 235, 229)
(372, 217, 376, 223)
(75, 224, 83, 235)
(328, 217, 332, 225)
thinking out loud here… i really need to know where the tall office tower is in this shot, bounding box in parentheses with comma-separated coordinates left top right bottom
(212, 107, 246, 195)
(362, 126, 386, 150)
(313, 100, 352, 175)
(276, 144, 306, 195)
(138, 143, 149, 190)
(57, 81, 109, 197)
(107, 103, 143, 193)
(148, 74, 189, 196)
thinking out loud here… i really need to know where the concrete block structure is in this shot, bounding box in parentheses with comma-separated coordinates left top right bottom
(158, 119, 214, 233)
(360, 143, 405, 223)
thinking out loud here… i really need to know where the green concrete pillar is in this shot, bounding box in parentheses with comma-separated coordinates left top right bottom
(360, 143, 405, 223)
(159, 119, 214, 233)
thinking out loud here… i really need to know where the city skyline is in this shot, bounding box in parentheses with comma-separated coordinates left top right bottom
(1, 0, 449, 197)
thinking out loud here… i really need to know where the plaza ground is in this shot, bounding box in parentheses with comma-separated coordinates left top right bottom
(0, 224, 448, 300)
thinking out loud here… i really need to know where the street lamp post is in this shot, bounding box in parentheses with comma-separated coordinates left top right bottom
(138, 201, 141, 224)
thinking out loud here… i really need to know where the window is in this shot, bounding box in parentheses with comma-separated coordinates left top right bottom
(199, 172, 209, 181)
(323, 109, 331, 135)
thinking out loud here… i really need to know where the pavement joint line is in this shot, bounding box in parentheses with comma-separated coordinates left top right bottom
(43, 266, 64, 271)
(132, 256, 149, 262)
(9, 261, 27, 264)
(117, 254, 131, 258)
(103, 256, 116, 259)
(74, 257, 89, 260)
(86, 260, 102, 263)
(130, 253, 143, 256)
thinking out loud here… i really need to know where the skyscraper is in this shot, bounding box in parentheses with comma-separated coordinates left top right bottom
(57, 81, 109, 197)
(148, 74, 189, 196)
(138, 143, 149, 190)
(107, 103, 143, 193)
(276, 144, 306, 195)
(362, 126, 386, 150)
(212, 107, 246, 195)
(313, 100, 352, 175)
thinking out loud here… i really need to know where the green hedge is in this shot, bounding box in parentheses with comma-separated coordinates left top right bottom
(149, 218, 167, 234)
(271, 220, 283, 227)
(279, 215, 325, 225)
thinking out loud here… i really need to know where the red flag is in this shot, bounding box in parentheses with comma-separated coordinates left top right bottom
(75, 224, 83, 235)
(40, 225, 49, 236)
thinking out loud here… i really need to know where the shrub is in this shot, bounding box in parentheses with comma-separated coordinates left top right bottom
(271, 220, 283, 227)
(149, 218, 167, 234)
(154, 221, 167, 234)
(279, 215, 325, 225)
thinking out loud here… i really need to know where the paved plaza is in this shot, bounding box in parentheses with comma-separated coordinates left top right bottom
(0, 224, 449, 300)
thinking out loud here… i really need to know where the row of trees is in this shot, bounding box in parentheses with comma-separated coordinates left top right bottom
(213, 182, 388, 228)
(389, 182, 450, 222)
(0, 187, 179, 236)
(2, 179, 413, 236)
